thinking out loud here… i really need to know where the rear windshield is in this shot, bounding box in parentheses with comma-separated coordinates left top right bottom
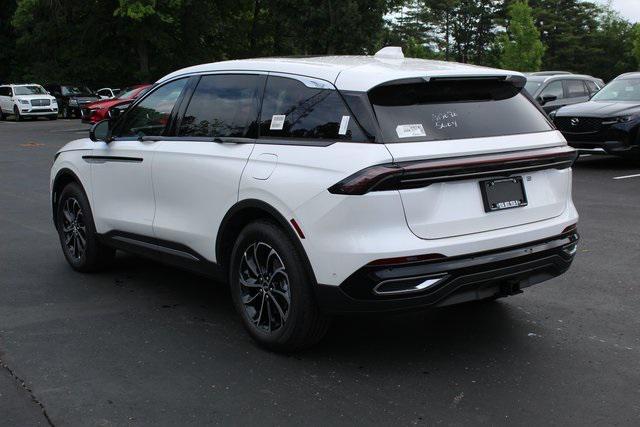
(369, 79, 553, 143)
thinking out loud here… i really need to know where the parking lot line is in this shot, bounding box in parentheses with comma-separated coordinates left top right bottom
(613, 173, 640, 180)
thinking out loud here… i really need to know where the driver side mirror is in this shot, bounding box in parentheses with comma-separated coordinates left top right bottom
(89, 119, 112, 143)
(538, 95, 558, 105)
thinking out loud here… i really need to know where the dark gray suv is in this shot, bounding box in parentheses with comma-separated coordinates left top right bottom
(524, 74, 605, 114)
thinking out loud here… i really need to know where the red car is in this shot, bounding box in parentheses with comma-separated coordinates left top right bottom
(81, 84, 151, 124)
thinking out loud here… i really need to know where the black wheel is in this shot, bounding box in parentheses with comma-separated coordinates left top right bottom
(0, 108, 5, 120)
(62, 106, 71, 119)
(55, 182, 115, 272)
(229, 220, 330, 352)
(13, 106, 21, 121)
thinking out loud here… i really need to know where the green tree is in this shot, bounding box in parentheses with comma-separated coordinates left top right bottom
(633, 24, 640, 68)
(499, 0, 544, 71)
(0, 0, 17, 83)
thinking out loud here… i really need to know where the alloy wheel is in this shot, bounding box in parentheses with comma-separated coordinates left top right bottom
(238, 242, 291, 333)
(61, 197, 87, 260)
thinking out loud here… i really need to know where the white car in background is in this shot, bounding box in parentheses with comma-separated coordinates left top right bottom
(96, 88, 121, 99)
(50, 48, 580, 351)
(0, 84, 58, 121)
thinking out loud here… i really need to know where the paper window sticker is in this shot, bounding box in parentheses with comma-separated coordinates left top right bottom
(396, 124, 426, 138)
(338, 115, 350, 135)
(270, 114, 286, 130)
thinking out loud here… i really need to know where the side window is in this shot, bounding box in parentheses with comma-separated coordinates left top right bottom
(585, 80, 599, 94)
(114, 79, 186, 138)
(564, 80, 588, 98)
(179, 74, 264, 138)
(0, 87, 7, 96)
(259, 76, 366, 141)
(540, 81, 564, 100)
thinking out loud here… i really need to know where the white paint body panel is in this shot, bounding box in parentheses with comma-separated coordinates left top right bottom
(385, 131, 570, 239)
(90, 140, 157, 236)
(157, 56, 521, 92)
(151, 139, 255, 260)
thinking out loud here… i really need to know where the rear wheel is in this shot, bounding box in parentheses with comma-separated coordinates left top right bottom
(229, 220, 330, 352)
(55, 182, 115, 272)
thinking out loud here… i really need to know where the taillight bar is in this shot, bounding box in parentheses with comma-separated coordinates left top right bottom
(328, 146, 578, 195)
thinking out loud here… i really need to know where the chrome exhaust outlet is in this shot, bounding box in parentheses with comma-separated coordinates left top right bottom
(372, 274, 447, 296)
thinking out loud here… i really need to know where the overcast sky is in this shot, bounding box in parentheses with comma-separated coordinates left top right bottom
(591, 0, 640, 22)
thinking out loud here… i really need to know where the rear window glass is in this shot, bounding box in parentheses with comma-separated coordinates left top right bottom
(259, 76, 366, 141)
(369, 79, 553, 143)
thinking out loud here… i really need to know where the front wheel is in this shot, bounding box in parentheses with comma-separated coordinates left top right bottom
(229, 220, 330, 352)
(55, 182, 115, 272)
(13, 106, 21, 121)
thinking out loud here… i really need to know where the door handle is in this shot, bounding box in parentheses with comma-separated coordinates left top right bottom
(139, 136, 162, 142)
(213, 137, 248, 144)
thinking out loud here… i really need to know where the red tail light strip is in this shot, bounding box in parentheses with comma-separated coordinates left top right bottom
(329, 146, 578, 195)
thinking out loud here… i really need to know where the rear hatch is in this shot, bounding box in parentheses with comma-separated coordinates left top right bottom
(369, 77, 573, 240)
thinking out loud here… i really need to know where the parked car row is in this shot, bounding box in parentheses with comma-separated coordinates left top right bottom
(0, 84, 59, 120)
(524, 72, 605, 113)
(80, 84, 151, 124)
(0, 83, 148, 121)
(551, 72, 640, 159)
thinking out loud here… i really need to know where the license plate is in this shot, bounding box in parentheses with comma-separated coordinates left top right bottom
(480, 177, 528, 212)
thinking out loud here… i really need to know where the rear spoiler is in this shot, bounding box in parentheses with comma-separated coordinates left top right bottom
(374, 74, 527, 91)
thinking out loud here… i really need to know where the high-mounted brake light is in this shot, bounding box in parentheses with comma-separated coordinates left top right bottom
(328, 146, 578, 196)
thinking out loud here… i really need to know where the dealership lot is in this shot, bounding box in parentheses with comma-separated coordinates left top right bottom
(1, 120, 639, 425)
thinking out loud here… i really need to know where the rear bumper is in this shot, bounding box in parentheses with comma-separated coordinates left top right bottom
(316, 229, 579, 313)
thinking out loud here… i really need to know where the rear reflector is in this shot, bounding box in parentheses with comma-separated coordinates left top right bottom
(366, 253, 445, 267)
(328, 146, 578, 195)
(290, 218, 305, 239)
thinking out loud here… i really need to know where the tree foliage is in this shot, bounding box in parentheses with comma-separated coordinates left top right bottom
(499, 0, 544, 71)
(0, 0, 638, 87)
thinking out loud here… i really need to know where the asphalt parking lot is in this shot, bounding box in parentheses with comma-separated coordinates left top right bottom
(1, 119, 639, 426)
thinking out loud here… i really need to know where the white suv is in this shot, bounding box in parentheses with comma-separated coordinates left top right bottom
(0, 84, 58, 120)
(50, 49, 579, 351)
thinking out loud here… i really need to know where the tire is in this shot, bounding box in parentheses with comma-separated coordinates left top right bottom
(62, 106, 71, 119)
(55, 182, 115, 272)
(229, 219, 330, 352)
(13, 106, 21, 121)
(0, 109, 5, 120)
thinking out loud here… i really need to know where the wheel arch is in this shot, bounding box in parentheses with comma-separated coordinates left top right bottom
(52, 168, 88, 229)
(215, 199, 315, 281)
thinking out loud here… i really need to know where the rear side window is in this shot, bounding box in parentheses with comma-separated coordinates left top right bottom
(369, 79, 553, 143)
(259, 76, 366, 141)
(179, 74, 265, 138)
(565, 80, 588, 98)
